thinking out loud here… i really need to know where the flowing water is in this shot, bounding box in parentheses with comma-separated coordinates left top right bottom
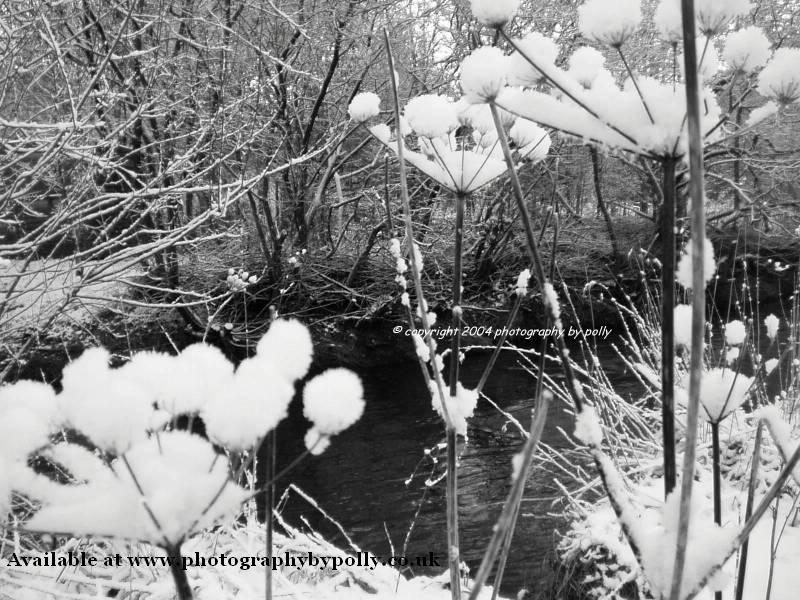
(273, 337, 644, 595)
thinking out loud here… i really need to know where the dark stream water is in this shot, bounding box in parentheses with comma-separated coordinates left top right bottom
(273, 339, 644, 596)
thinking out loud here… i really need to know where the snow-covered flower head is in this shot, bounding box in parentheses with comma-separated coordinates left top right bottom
(255, 318, 314, 382)
(723, 26, 771, 73)
(509, 120, 551, 161)
(654, 0, 683, 43)
(369, 123, 391, 143)
(568, 46, 606, 88)
(404, 95, 459, 139)
(697, 367, 754, 422)
(348, 92, 381, 122)
(724, 320, 746, 345)
(469, 0, 520, 27)
(202, 357, 294, 451)
(578, 0, 642, 47)
(764, 313, 780, 341)
(507, 32, 560, 87)
(460, 46, 509, 104)
(757, 48, 800, 104)
(26, 431, 247, 546)
(676, 237, 716, 290)
(303, 368, 364, 440)
(58, 348, 156, 454)
(695, 0, 753, 35)
(0, 381, 57, 461)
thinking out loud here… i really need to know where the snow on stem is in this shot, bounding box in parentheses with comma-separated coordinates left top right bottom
(662, 157, 678, 497)
(669, 3, 708, 599)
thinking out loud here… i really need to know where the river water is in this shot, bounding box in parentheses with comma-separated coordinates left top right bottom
(273, 337, 644, 595)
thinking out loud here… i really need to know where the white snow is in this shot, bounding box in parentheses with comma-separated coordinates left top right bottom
(369, 123, 391, 143)
(577, 0, 642, 47)
(469, 0, 520, 27)
(429, 381, 478, 436)
(765, 358, 779, 374)
(764, 313, 780, 341)
(758, 48, 800, 104)
(460, 46, 508, 103)
(542, 282, 561, 324)
(256, 318, 314, 382)
(746, 100, 778, 127)
(303, 368, 365, 436)
(404, 95, 459, 139)
(26, 431, 247, 546)
(507, 33, 560, 87)
(673, 304, 693, 347)
(574, 406, 604, 446)
(515, 268, 531, 296)
(568, 46, 606, 88)
(676, 237, 716, 290)
(348, 92, 381, 122)
(202, 357, 294, 451)
(697, 367, 754, 422)
(723, 26, 771, 73)
(724, 320, 746, 345)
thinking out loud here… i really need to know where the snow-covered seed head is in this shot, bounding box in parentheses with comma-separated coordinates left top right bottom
(698, 367, 754, 422)
(723, 26, 771, 73)
(369, 123, 391, 143)
(568, 46, 606, 88)
(460, 46, 508, 104)
(695, 0, 753, 36)
(303, 368, 364, 436)
(724, 320, 746, 346)
(256, 318, 314, 382)
(757, 48, 800, 104)
(403, 95, 459, 139)
(510, 121, 551, 162)
(507, 32, 559, 87)
(469, 0, 520, 27)
(348, 92, 381, 122)
(577, 0, 642, 48)
(202, 358, 294, 451)
(764, 313, 780, 341)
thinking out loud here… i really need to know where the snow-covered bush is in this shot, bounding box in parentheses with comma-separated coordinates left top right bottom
(0, 318, 364, 600)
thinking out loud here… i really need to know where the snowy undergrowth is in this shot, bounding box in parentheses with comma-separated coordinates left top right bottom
(0, 509, 503, 600)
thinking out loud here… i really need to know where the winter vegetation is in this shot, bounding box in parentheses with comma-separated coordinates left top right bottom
(4, 0, 800, 599)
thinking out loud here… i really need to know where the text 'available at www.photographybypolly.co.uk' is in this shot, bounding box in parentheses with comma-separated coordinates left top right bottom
(5, 550, 443, 572)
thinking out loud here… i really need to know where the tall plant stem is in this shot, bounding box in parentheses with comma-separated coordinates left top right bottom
(489, 103, 585, 413)
(662, 157, 678, 497)
(467, 396, 550, 600)
(711, 421, 722, 600)
(734, 422, 762, 600)
(167, 544, 194, 600)
(444, 192, 467, 598)
(382, 29, 458, 599)
(264, 430, 276, 600)
(669, 2, 707, 599)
